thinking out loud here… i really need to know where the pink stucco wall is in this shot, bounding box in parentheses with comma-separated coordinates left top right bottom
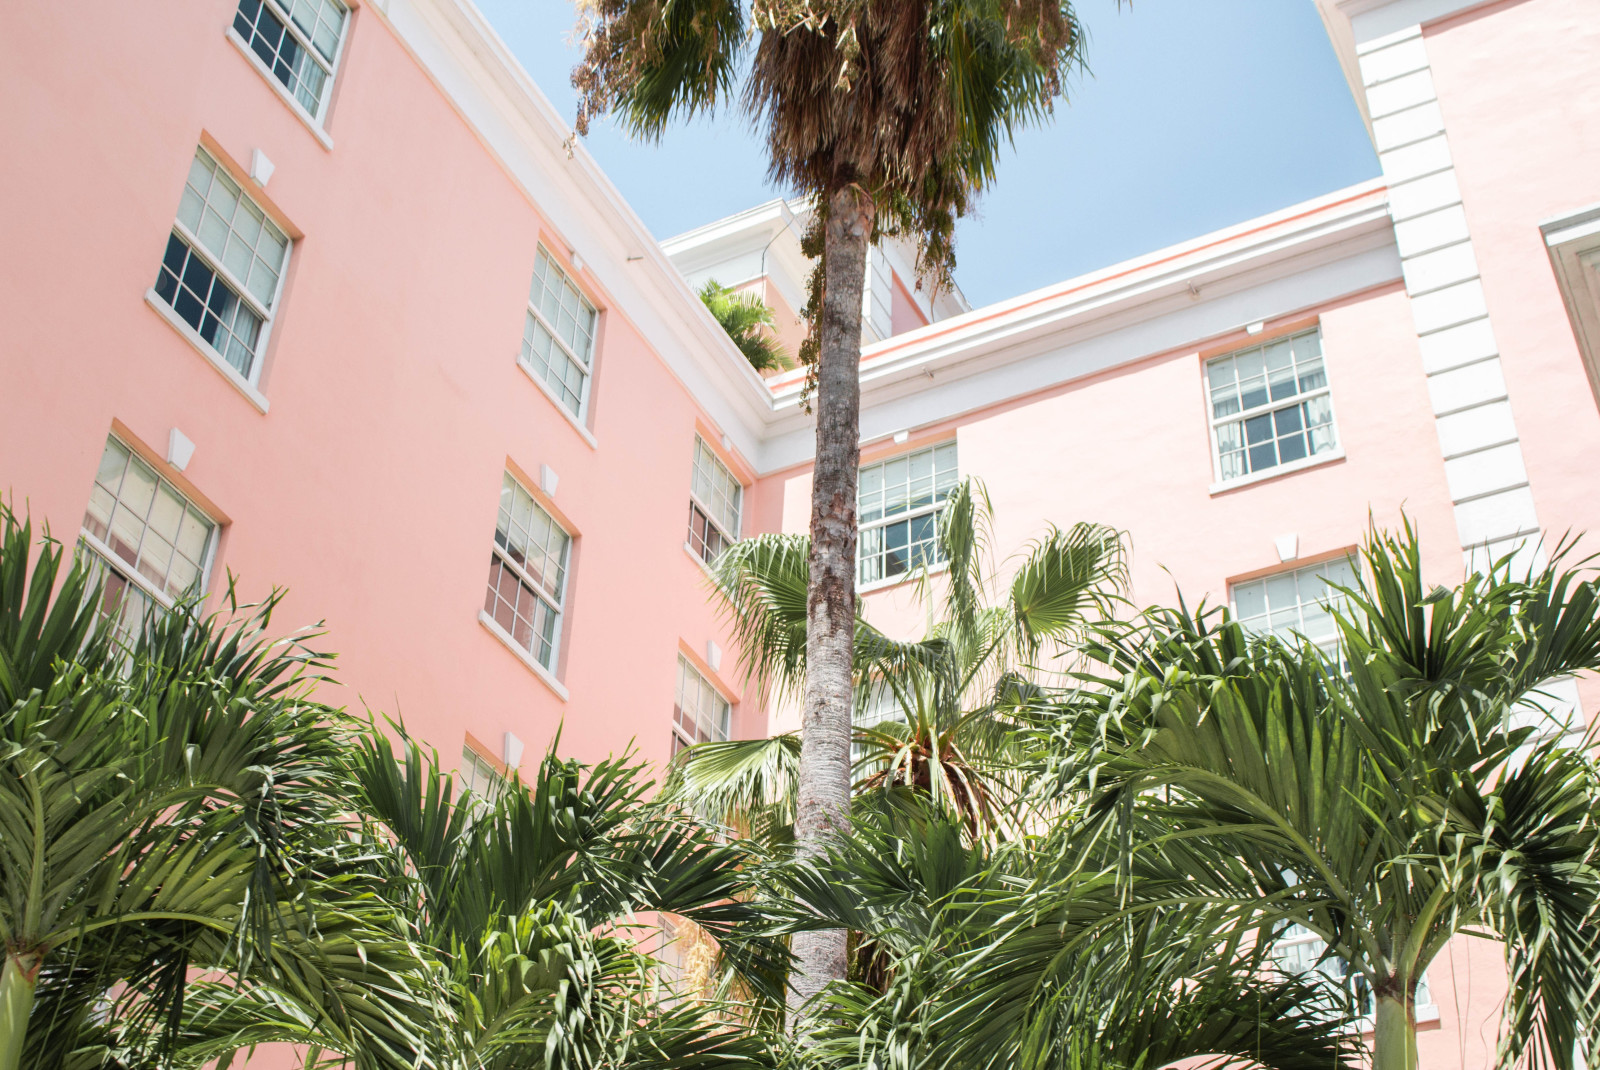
(762, 282, 1463, 643)
(0, 0, 760, 779)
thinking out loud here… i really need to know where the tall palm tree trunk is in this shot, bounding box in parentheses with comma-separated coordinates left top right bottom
(1372, 986, 1419, 1070)
(789, 182, 873, 1022)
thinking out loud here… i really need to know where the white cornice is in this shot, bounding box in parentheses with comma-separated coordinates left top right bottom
(759, 180, 1399, 471)
(382, 0, 779, 461)
(373, 1, 1404, 478)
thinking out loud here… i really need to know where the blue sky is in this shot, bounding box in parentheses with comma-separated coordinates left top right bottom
(473, 0, 1380, 309)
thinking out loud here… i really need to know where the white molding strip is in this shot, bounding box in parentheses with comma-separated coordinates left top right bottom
(1355, 25, 1543, 578)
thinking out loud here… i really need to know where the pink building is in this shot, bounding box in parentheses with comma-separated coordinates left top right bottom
(1, 0, 1596, 1065)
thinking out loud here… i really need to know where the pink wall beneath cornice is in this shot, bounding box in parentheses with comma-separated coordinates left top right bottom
(0, 0, 761, 780)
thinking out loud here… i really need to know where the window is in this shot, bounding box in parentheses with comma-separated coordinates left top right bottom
(232, 0, 349, 121)
(520, 248, 598, 418)
(459, 746, 505, 803)
(78, 437, 217, 643)
(1542, 204, 1600, 411)
(1273, 924, 1433, 1027)
(1206, 329, 1337, 483)
(1231, 557, 1357, 661)
(483, 473, 571, 672)
(672, 655, 731, 755)
(155, 148, 289, 383)
(687, 437, 741, 563)
(857, 442, 958, 587)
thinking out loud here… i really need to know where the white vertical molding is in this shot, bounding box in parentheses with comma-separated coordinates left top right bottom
(1356, 27, 1544, 577)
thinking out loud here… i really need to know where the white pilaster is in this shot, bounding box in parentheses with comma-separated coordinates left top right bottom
(1356, 26, 1543, 576)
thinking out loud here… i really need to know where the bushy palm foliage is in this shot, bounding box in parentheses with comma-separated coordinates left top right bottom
(343, 729, 784, 1069)
(0, 506, 782, 1070)
(0, 507, 425, 1069)
(771, 797, 1360, 1070)
(700, 280, 794, 373)
(675, 481, 1125, 836)
(1046, 522, 1600, 1070)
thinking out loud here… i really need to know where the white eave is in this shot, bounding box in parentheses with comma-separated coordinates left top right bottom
(759, 179, 1397, 470)
(380, 0, 779, 461)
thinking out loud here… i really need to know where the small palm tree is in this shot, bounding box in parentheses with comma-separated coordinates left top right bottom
(573, 0, 1090, 1011)
(700, 279, 794, 373)
(0, 507, 424, 1069)
(671, 482, 1125, 840)
(1061, 522, 1600, 1070)
(772, 795, 1360, 1070)
(344, 729, 784, 1069)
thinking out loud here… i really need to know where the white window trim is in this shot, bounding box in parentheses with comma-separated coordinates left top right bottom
(478, 610, 570, 701)
(519, 251, 598, 425)
(688, 437, 743, 563)
(145, 290, 272, 413)
(1205, 332, 1340, 489)
(859, 558, 949, 595)
(856, 442, 958, 591)
(673, 655, 733, 751)
(1542, 203, 1600, 406)
(1208, 446, 1346, 496)
(167, 206, 291, 386)
(78, 447, 220, 615)
(225, 28, 337, 150)
(1272, 928, 1439, 1033)
(515, 359, 599, 448)
(484, 475, 572, 686)
(682, 539, 718, 578)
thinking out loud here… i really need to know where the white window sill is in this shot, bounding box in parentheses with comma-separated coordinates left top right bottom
(516, 359, 598, 449)
(858, 560, 949, 596)
(478, 610, 569, 701)
(683, 541, 719, 579)
(145, 290, 271, 414)
(1208, 448, 1346, 496)
(225, 28, 335, 151)
(79, 530, 183, 612)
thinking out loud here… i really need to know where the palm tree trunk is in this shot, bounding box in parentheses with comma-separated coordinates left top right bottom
(1371, 987, 1418, 1070)
(0, 952, 40, 1070)
(789, 182, 873, 1024)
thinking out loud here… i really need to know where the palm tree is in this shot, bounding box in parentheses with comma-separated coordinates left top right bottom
(671, 482, 1125, 840)
(572, 0, 1089, 1013)
(771, 794, 1361, 1070)
(344, 727, 785, 1069)
(700, 280, 794, 373)
(1057, 522, 1600, 1070)
(0, 506, 425, 1069)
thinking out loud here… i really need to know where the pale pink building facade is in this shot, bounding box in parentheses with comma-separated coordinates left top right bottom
(2, 0, 1597, 1065)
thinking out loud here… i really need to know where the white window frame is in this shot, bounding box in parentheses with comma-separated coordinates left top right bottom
(481, 473, 572, 681)
(1543, 203, 1600, 409)
(78, 436, 219, 638)
(1205, 328, 1340, 489)
(1229, 555, 1358, 669)
(672, 654, 732, 755)
(458, 745, 506, 803)
(686, 436, 742, 564)
(156, 147, 292, 389)
(1271, 924, 1438, 1031)
(228, 0, 351, 127)
(856, 441, 959, 590)
(519, 246, 598, 424)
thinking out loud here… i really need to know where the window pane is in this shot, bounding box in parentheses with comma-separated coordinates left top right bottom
(236, 0, 340, 114)
(1205, 329, 1334, 482)
(79, 438, 214, 606)
(857, 442, 958, 586)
